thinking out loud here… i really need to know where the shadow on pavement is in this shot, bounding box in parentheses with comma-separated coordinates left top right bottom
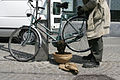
(3, 55, 16, 61)
(0, 37, 9, 43)
(0, 44, 15, 61)
(48, 54, 88, 65)
(73, 74, 115, 80)
(71, 55, 88, 64)
(48, 54, 59, 65)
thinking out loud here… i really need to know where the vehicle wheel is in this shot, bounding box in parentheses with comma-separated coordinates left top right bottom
(19, 29, 36, 43)
(62, 16, 90, 52)
(8, 26, 41, 62)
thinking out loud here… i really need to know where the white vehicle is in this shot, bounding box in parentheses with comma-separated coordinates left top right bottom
(0, 0, 61, 37)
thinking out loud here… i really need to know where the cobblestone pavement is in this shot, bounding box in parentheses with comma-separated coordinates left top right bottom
(0, 37, 120, 80)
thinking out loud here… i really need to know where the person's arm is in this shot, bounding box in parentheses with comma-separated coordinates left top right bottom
(81, 0, 99, 11)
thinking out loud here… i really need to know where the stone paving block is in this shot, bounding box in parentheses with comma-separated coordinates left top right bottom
(0, 37, 120, 80)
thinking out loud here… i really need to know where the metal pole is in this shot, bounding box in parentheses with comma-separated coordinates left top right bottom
(36, 0, 38, 19)
(47, 0, 51, 30)
(35, 0, 49, 61)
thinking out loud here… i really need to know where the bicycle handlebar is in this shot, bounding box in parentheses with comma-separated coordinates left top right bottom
(56, 2, 69, 9)
(28, 0, 45, 10)
(28, 0, 33, 2)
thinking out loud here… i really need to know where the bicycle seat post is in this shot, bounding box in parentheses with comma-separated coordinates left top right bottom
(56, 2, 69, 40)
(57, 8, 65, 40)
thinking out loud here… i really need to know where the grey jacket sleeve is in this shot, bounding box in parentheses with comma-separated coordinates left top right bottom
(82, 0, 99, 11)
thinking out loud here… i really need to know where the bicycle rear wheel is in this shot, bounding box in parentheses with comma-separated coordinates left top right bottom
(8, 26, 41, 62)
(62, 16, 90, 52)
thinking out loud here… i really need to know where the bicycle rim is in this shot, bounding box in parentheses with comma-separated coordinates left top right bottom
(8, 26, 40, 62)
(62, 16, 90, 52)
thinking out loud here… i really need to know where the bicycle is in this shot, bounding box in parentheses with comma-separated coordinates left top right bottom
(8, 0, 90, 62)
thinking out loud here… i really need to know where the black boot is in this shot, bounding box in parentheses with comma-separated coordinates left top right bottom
(82, 61, 100, 68)
(82, 57, 100, 68)
(82, 54, 93, 60)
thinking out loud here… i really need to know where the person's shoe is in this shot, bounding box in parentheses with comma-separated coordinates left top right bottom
(82, 61, 100, 68)
(82, 54, 93, 60)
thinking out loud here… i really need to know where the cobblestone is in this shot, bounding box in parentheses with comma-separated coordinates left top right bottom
(0, 37, 120, 80)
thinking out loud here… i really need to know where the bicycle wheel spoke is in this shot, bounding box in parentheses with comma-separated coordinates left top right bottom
(62, 16, 90, 52)
(8, 26, 41, 62)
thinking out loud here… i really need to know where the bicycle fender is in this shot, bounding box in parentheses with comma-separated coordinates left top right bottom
(31, 26, 42, 48)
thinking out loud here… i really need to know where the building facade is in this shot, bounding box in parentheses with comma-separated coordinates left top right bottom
(110, 0, 120, 21)
(61, 0, 120, 22)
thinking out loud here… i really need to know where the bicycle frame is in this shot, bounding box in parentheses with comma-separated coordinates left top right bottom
(27, 1, 86, 44)
(8, 1, 90, 62)
(29, 7, 72, 42)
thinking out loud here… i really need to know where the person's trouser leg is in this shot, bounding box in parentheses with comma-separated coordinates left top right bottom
(88, 36, 103, 62)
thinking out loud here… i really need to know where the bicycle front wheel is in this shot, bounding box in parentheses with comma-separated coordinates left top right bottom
(8, 26, 41, 62)
(62, 16, 90, 52)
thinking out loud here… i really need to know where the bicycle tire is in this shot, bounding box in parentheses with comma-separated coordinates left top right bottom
(62, 16, 90, 52)
(8, 26, 41, 62)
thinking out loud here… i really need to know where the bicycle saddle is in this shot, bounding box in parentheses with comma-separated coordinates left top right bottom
(28, 0, 33, 2)
(56, 2, 69, 9)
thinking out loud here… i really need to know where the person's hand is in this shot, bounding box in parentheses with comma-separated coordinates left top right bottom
(77, 6, 82, 11)
(77, 6, 84, 15)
